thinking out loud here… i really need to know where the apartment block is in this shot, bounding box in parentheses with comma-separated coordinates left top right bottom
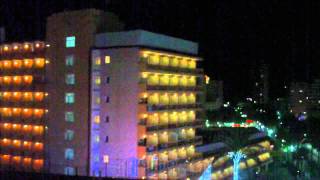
(90, 30, 210, 179)
(45, 9, 123, 176)
(0, 42, 47, 172)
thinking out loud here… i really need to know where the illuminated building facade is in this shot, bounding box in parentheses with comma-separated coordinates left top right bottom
(0, 9, 209, 179)
(0, 42, 47, 172)
(45, 9, 123, 176)
(90, 30, 209, 179)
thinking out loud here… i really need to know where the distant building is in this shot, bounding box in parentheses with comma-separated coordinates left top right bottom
(204, 78, 223, 111)
(289, 80, 320, 117)
(252, 64, 269, 105)
(288, 82, 309, 117)
(0, 27, 5, 43)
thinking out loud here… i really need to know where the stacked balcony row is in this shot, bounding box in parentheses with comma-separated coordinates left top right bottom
(0, 58, 46, 70)
(0, 138, 44, 152)
(141, 72, 198, 87)
(139, 111, 201, 129)
(0, 108, 46, 118)
(0, 154, 43, 171)
(0, 123, 44, 136)
(143, 128, 196, 146)
(141, 51, 197, 70)
(0, 92, 46, 102)
(140, 92, 197, 106)
(0, 42, 46, 54)
(0, 75, 47, 86)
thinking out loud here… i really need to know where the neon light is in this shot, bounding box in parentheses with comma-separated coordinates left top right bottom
(199, 164, 212, 180)
(228, 151, 246, 180)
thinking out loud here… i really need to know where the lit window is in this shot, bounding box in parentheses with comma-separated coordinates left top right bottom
(65, 55, 74, 66)
(95, 76, 101, 85)
(65, 130, 74, 141)
(66, 36, 76, 48)
(95, 135, 100, 143)
(65, 93, 75, 104)
(94, 116, 100, 124)
(95, 58, 101, 65)
(64, 167, 75, 175)
(96, 97, 101, 104)
(66, 74, 75, 85)
(65, 148, 74, 160)
(103, 155, 109, 163)
(105, 56, 111, 64)
(65, 112, 74, 122)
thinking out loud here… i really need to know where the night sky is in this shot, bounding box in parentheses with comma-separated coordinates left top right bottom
(0, 0, 319, 102)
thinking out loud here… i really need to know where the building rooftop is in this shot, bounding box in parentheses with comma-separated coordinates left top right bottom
(95, 30, 198, 55)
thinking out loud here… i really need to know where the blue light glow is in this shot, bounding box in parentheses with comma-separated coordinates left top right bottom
(228, 151, 246, 180)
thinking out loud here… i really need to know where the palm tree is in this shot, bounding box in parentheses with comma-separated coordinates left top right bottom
(218, 128, 252, 180)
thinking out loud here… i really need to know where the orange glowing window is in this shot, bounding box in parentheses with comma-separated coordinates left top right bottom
(12, 124, 21, 132)
(1, 138, 11, 146)
(12, 156, 21, 165)
(23, 125, 32, 133)
(3, 46, 10, 52)
(1, 123, 12, 131)
(33, 142, 43, 151)
(12, 92, 22, 101)
(2, 92, 12, 101)
(22, 92, 33, 102)
(22, 157, 32, 167)
(2, 61, 12, 69)
(23, 43, 31, 50)
(23, 59, 34, 68)
(12, 60, 22, 68)
(33, 109, 44, 118)
(23, 141, 32, 150)
(33, 159, 44, 171)
(0, 61, 3, 69)
(1, 108, 12, 117)
(34, 58, 45, 68)
(3, 76, 12, 85)
(22, 108, 32, 118)
(34, 92, 44, 101)
(13, 76, 22, 85)
(13, 45, 19, 51)
(12, 108, 22, 117)
(12, 139, 21, 148)
(0, 155, 11, 165)
(23, 75, 33, 85)
(33, 126, 44, 135)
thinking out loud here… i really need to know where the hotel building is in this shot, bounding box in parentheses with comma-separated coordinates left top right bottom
(0, 41, 47, 172)
(90, 30, 209, 179)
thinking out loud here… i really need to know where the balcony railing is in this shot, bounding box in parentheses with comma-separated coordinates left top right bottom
(140, 61, 204, 75)
(138, 119, 204, 132)
(145, 104, 202, 111)
(144, 84, 204, 92)
(139, 136, 203, 152)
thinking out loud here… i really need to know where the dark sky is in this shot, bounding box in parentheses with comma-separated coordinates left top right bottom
(0, 0, 319, 102)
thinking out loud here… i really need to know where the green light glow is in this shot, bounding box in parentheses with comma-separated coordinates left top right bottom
(66, 36, 76, 48)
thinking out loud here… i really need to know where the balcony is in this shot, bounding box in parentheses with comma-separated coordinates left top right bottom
(139, 119, 203, 132)
(139, 136, 203, 153)
(145, 104, 202, 111)
(141, 84, 204, 92)
(140, 61, 204, 75)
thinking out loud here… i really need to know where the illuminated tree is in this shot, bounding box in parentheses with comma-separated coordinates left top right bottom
(228, 151, 246, 180)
